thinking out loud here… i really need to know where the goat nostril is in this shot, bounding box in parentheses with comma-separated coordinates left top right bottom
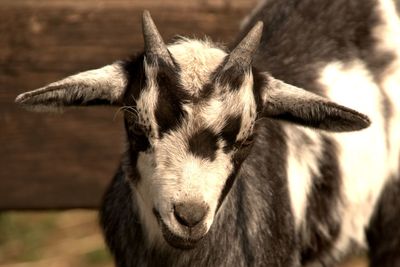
(173, 202, 208, 228)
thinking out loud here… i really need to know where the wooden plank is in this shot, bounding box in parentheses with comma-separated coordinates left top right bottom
(0, 0, 257, 209)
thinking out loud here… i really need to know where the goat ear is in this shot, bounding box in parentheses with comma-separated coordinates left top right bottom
(261, 75, 371, 132)
(15, 62, 127, 112)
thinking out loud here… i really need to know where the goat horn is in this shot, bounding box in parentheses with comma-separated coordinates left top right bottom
(142, 10, 173, 65)
(224, 21, 264, 70)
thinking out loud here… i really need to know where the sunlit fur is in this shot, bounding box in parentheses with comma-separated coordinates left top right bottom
(14, 0, 400, 265)
(377, 0, 400, 177)
(316, 0, 400, 259)
(320, 60, 386, 254)
(131, 40, 257, 246)
(285, 125, 323, 228)
(283, 0, 400, 262)
(15, 63, 127, 111)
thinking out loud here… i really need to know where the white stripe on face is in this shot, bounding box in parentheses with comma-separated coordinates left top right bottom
(167, 39, 227, 97)
(131, 39, 259, 246)
(201, 72, 257, 139)
(135, 59, 160, 141)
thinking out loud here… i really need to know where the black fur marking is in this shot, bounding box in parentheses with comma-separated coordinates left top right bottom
(233, 119, 298, 266)
(300, 136, 342, 265)
(196, 82, 214, 102)
(120, 54, 150, 184)
(124, 122, 148, 185)
(216, 170, 237, 211)
(194, 56, 248, 101)
(194, 66, 222, 103)
(101, 119, 299, 266)
(100, 166, 146, 266)
(188, 128, 219, 161)
(122, 53, 147, 104)
(216, 143, 254, 211)
(217, 132, 256, 210)
(155, 62, 190, 137)
(240, 0, 394, 95)
(367, 177, 400, 267)
(220, 115, 242, 152)
(124, 54, 190, 139)
(125, 118, 150, 152)
(235, 179, 255, 266)
(217, 64, 247, 92)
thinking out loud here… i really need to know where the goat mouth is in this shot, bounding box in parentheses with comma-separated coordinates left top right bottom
(153, 209, 205, 250)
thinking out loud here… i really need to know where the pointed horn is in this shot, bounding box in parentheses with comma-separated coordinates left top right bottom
(224, 21, 263, 71)
(142, 10, 173, 65)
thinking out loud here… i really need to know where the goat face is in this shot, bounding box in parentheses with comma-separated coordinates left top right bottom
(124, 42, 259, 249)
(15, 11, 371, 250)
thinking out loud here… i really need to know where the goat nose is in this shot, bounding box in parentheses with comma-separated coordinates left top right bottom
(173, 202, 208, 228)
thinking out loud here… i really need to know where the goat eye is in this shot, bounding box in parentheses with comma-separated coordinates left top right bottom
(235, 135, 254, 149)
(243, 135, 254, 146)
(130, 124, 145, 136)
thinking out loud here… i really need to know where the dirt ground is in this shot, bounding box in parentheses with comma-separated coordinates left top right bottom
(0, 211, 367, 267)
(0, 211, 112, 267)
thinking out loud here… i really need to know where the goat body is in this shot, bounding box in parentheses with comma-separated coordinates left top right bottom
(16, 0, 400, 266)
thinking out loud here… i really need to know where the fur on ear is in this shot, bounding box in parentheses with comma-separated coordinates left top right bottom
(261, 75, 371, 132)
(15, 62, 127, 112)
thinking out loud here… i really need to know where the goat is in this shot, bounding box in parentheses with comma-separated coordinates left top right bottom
(15, 0, 400, 266)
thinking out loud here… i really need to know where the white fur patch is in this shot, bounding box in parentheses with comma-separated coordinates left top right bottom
(236, 73, 258, 140)
(134, 151, 163, 246)
(376, 0, 400, 178)
(135, 59, 160, 140)
(285, 126, 323, 228)
(317, 4, 400, 258)
(319, 60, 390, 253)
(168, 39, 227, 97)
(374, 0, 400, 54)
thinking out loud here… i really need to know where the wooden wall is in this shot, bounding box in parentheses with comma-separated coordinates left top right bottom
(0, 0, 256, 209)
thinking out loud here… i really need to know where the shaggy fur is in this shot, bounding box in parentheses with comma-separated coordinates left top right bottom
(15, 0, 400, 266)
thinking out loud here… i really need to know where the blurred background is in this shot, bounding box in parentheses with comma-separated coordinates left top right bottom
(0, 211, 111, 267)
(0, 0, 366, 266)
